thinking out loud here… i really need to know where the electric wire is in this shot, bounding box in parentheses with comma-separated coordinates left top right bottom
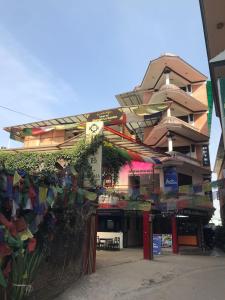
(0, 104, 41, 121)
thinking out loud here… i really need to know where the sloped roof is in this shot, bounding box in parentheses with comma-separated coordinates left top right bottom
(140, 54, 207, 90)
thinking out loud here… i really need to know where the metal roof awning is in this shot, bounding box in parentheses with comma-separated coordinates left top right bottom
(3, 126, 168, 163)
(5, 104, 168, 142)
(103, 126, 166, 162)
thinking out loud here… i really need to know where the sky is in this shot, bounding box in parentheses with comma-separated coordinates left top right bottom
(0, 1, 222, 221)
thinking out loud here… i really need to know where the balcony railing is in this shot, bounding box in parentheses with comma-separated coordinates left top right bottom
(167, 151, 201, 166)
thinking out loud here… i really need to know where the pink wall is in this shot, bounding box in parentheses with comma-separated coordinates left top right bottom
(116, 161, 154, 193)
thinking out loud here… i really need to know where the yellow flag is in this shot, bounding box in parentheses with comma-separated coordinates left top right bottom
(39, 187, 48, 203)
(13, 171, 21, 186)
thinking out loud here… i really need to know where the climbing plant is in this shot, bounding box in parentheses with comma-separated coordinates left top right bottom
(0, 136, 131, 185)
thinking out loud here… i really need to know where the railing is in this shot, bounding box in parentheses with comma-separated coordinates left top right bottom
(161, 116, 202, 133)
(168, 151, 201, 166)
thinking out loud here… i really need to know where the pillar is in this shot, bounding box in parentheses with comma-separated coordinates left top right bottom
(167, 107, 171, 117)
(165, 72, 170, 85)
(143, 211, 153, 260)
(168, 136, 173, 152)
(171, 215, 178, 254)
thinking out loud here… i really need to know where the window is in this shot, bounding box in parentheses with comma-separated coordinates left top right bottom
(178, 115, 189, 123)
(178, 173, 192, 186)
(180, 85, 192, 94)
(107, 219, 114, 230)
(173, 146, 191, 155)
(189, 114, 194, 122)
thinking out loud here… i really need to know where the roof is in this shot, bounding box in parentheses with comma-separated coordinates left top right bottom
(144, 116, 209, 146)
(5, 104, 168, 142)
(210, 49, 225, 64)
(3, 125, 167, 162)
(140, 54, 207, 90)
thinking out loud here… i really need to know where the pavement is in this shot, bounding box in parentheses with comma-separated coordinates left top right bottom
(56, 248, 225, 300)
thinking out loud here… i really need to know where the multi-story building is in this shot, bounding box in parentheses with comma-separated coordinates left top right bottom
(3, 54, 213, 252)
(116, 53, 213, 249)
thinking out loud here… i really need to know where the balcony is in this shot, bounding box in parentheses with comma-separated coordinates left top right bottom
(167, 151, 201, 167)
(145, 116, 209, 146)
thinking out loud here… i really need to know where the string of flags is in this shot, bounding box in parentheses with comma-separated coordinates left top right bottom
(9, 124, 85, 140)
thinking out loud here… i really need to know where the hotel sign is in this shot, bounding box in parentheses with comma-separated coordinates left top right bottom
(87, 108, 123, 123)
(202, 144, 210, 166)
(85, 121, 103, 187)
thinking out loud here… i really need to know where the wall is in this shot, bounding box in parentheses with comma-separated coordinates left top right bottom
(24, 130, 65, 147)
(192, 83, 208, 105)
(194, 113, 209, 135)
(116, 161, 159, 198)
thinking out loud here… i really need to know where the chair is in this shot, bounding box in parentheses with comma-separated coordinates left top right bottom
(113, 237, 120, 250)
(96, 236, 104, 250)
(106, 238, 114, 250)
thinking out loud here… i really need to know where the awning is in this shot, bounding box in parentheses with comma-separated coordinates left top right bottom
(3, 125, 167, 163)
(103, 125, 166, 163)
(5, 104, 168, 142)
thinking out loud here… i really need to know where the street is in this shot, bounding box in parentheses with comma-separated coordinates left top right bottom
(56, 249, 225, 300)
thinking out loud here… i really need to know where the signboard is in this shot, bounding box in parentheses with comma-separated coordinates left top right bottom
(164, 167, 178, 193)
(162, 234, 172, 248)
(202, 144, 210, 167)
(86, 108, 123, 123)
(153, 234, 162, 255)
(85, 121, 103, 187)
(104, 175, 113, 187)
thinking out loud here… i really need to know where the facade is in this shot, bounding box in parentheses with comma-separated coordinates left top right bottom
(200, 0, 225, 225)
(3, 54, 214, 251)
(116, 54, 213, 248)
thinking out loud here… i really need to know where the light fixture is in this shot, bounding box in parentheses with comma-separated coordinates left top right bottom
(176, 215, 189, 218)
(216, 22, 224, 29)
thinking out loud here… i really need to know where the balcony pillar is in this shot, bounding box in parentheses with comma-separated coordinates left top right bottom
(167, 132, 173, 152)
(165, 72, 170, 85)
(167, 107, 171, 117)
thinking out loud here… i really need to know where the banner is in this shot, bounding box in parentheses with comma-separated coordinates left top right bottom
(162, 234, 172, 248)
(164, 167, 178, 193)
(153, 234, 162, 255)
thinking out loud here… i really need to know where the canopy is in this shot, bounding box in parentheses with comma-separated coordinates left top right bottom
(5, 104, 168, 142)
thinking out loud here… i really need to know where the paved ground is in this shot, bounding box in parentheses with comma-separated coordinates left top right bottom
(57, 248, 225, 300)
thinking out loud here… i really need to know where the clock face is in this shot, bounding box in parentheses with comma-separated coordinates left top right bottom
(89, 123, 99, 134)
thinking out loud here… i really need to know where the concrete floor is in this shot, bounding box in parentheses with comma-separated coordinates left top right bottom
(56, 248, 225, 300)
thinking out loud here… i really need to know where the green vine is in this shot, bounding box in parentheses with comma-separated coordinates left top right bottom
(0, 136, 131, 185)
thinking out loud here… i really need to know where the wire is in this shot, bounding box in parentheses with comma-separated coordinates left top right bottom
(0, 104, 41, 121)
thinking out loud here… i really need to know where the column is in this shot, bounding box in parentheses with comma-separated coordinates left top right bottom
(171, 215, 178, 254)
(165, 72, 170, 85)
(143, 211, 153, 260)
(167, 132, 173, 152)
(167, 107, 171, 117)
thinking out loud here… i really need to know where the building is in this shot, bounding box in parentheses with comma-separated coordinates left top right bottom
(200, 0, 225, 225)
(3, 54, 214, 252)
(116, 54, 213, 249)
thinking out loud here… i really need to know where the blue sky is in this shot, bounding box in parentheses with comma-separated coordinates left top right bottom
(0, 0, 221, 167)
